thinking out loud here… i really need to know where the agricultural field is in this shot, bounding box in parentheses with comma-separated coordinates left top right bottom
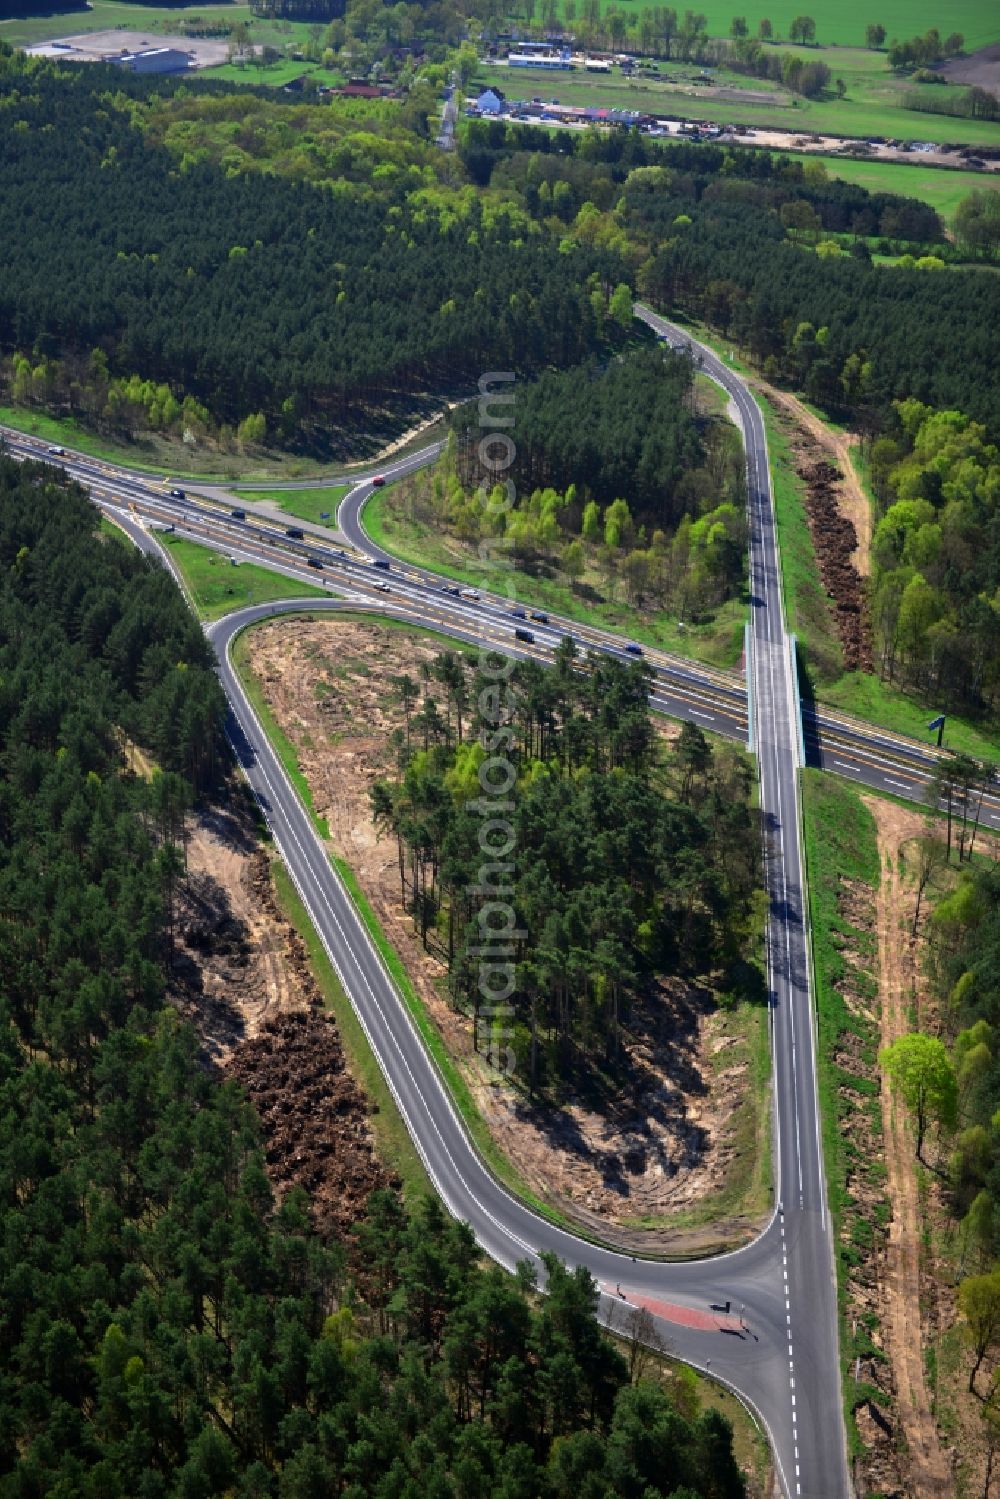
(0, 1, 310, 52)
(199, 59, 344, 87)
(788, 153, 1000, 223)
(556, 0, 999, 51)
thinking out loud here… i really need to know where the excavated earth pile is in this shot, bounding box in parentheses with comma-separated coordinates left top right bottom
(796, 456, 873, 674)
(227, 1012, 399, 1244)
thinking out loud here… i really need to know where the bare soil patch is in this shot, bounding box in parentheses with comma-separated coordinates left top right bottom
(761, 385, 873, 672)
(940, 44, 1000, 96)
(860, 800, 1000, 1498)
(760, 385, 872, 578)
(168, 790, 395, 1243)
(863, 797, 954, 1499)
(242, 616, 768, 1254)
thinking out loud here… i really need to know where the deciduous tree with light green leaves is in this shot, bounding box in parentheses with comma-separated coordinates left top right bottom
(881, 1033, 958, 1162)
(958, 1267, 1000, 1394)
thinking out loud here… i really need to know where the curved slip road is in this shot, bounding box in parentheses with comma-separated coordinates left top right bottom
(10, 314, 860, 1495)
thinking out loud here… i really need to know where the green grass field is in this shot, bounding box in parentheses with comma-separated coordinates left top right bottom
(201, 59, 344, 88)
(364, 485, 748, 670)
(800, 769, 884, 1445)
(162, 534, 327, 620)
(239, 486, 349, 527)
(788, 154, 998, 224)
(759, 392, 846, 684)
(0, 2, 312, 49)
(557, 0, 999, 51)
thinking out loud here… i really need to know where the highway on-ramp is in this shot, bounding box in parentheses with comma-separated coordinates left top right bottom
(15, 304, 984, 1494)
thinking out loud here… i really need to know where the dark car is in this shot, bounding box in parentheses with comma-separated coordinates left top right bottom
(529, 611, 549, 623)
(306, 556, 324, 569)
(231, 507, 246, 520)
(625, 642, 643, 656)
(372, 558, 390, 571)
(511, 608, 527, 619)
(514, 627, 535, 644)
(169, 488, 186, 500)
(285, 527, 304, 540)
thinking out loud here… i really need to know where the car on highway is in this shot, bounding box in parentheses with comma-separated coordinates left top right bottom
(285, 527, 304, 540)
(514, 627, 535, 644)
(231, 508, 246, 520)
(624, 642, 643, 656)
(511, 608, 527, 619)
(373, 581, 391, 592)
(529, 611, 549, 623)
(306, 556, 324, 569)
(371, 475, 386, 487)
(372, 558, 390, 571)
(169, 488, 186, 500)
(459, 588, 480, 600)
(48, 445, 65, 456)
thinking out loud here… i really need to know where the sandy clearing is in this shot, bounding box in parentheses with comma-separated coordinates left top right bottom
(242, 614, 769, 1253)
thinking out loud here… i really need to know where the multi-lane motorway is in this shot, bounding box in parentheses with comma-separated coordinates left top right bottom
(6, 313, 993, 1497)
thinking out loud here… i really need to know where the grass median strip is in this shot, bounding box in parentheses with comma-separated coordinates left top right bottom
(801, 769, 884, 1447)
(232, 625, 331, 839)
(164, 535, 327, 622)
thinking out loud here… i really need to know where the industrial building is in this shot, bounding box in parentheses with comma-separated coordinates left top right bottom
(115, 48, 192, 75)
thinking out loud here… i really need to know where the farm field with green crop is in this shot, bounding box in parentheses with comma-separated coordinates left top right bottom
(0, 1, 310, 50)
(559, 0, 999, 51)
(788, 154, 999, 223)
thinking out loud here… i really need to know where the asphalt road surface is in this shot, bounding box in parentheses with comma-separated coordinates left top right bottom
(12, 306, 994, 1495)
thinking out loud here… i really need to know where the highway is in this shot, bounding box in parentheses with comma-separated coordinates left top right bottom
(8, 311, 996, 1497)
(6, 425, 996, 825)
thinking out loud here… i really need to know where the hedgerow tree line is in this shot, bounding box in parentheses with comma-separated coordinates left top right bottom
(372, 645, 763, 1091)
(0, 460, 747, 1495)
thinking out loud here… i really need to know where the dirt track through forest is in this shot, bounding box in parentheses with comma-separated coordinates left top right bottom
(865, 796, 954, 1499)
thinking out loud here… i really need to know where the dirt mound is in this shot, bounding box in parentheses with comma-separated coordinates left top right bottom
(227, 1012, 398, 1243)
(168, 792, 398, 1244)
(795, 456, 872, 673)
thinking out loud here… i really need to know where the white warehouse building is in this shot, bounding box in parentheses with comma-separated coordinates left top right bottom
(115, 47, 192, 75)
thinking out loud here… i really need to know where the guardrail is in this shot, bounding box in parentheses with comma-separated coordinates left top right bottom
(788, 633, 806, 771)
(745, 619, 754, 754)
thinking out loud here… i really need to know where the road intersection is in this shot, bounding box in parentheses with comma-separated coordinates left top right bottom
(9, 313, 986, 1495)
